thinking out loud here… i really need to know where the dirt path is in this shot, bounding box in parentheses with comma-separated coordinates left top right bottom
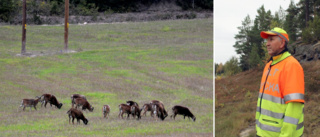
(239, 126, 255, 137)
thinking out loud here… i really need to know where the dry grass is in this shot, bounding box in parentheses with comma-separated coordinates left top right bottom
(216, 60, 320, 137)
(0, 19, 213, 136)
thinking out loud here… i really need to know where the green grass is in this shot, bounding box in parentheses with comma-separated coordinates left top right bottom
(0, 19, 213, 136)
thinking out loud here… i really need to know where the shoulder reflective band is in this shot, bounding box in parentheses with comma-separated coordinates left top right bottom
(283, 116, 299, 125)
(284, 93, 304, 102)
(257, 107, 284, 119)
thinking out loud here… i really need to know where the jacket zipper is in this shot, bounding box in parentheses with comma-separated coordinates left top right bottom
(259, 64, 272, 114)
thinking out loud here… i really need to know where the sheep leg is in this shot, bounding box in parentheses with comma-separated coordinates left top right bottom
(127, 113, 130, 120)
(23, 106, 26, 111)
(118, 110, 122, 119)
(72, 117, 75, 124)
(173, 113, 177, 120)
(34, 106, 37, 110)
(44, 101, 48, 108)
(41, 101, 45, 107)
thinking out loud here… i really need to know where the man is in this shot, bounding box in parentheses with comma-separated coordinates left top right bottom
(256, 27, 304, 137)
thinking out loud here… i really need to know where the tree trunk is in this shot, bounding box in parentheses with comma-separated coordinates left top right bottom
(21, 0, 26, 54)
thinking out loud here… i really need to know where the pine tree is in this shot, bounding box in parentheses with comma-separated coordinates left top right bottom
(284, 1, 299, 43)
(233, 15, 252, 71)
(249, 44, 262, 69)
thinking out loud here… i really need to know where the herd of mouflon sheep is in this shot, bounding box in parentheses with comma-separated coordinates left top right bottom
(19, 93, 196, 125)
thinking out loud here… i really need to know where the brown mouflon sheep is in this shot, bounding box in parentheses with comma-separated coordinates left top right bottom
(40, 94, 63, 109)
(67, 108, 88, 125)
(71, 94, 86, 107)
(126, 100, 139, 107)
(152, 103, 167, 121)
(171, 105, 196, 122)
(150, 100, 168, 118)
(20, 96, 41, 111)
(140, 103, 153, 117)
(73, 98, 94, 112)
(131, 105, 141, 120)
(118, 104, 131, 119)
(103, 105, 110, 119)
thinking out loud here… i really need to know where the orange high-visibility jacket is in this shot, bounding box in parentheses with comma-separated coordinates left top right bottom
(256, 51, 304, 137)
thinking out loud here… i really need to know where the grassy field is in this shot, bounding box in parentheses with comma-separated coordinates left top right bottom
(0, 19, 213, 136)
(216, 61, 320, 137)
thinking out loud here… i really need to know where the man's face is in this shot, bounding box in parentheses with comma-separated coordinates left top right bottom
(266, 35, 285, 56)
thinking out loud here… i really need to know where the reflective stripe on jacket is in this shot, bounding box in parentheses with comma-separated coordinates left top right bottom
(256, 51, 304, 137)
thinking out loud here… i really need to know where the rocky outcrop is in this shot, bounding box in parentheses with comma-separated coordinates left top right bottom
(289, 40, 320, 62)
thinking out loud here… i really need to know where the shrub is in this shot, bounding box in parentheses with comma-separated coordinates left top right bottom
(224, 56, 241, 76)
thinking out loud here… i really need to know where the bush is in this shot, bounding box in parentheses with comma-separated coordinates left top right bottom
(224, 56, 241, 76)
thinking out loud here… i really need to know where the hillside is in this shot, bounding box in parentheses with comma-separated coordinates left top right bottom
(0, 18, 213, 136)
(216, 60, 320, 137)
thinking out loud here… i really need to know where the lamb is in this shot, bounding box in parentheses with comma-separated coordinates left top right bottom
(40, 94, 63, 109)
(20, 96, 41, 111)
(170, 105, 196, 122)
(67, 108, 88, 125)
(102, 105, 110, 119)
(73, 98, 94, 112)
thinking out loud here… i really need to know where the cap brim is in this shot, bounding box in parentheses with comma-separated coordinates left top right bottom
(260, 31, 277, 39)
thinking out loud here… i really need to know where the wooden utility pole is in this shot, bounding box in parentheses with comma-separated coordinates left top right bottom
(21, 0, 27, 54)
(64, 0, 69, 52)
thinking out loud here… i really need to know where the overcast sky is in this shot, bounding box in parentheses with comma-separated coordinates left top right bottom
(214, 0, 298, 64)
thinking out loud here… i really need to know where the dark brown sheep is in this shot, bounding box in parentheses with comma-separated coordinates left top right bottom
(73, 98, 94, 112)
(152, 103, 167, 121)
(130, 105, 141, 120)
(40, 94, 63, 109)
(126, 100, 139, 107)
(150, 100, 168, 118)
(71, 94, 86, 107)
(118, 104, 131, 119)
(171, 105, 196, 122)
(67, 108, 88, 125)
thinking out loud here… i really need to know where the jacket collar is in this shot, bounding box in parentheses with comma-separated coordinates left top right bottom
(269, 51, 291, 65)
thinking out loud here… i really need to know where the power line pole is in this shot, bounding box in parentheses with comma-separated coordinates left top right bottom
(64, 0, 69, 52)
(21, 0, 27, 54)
